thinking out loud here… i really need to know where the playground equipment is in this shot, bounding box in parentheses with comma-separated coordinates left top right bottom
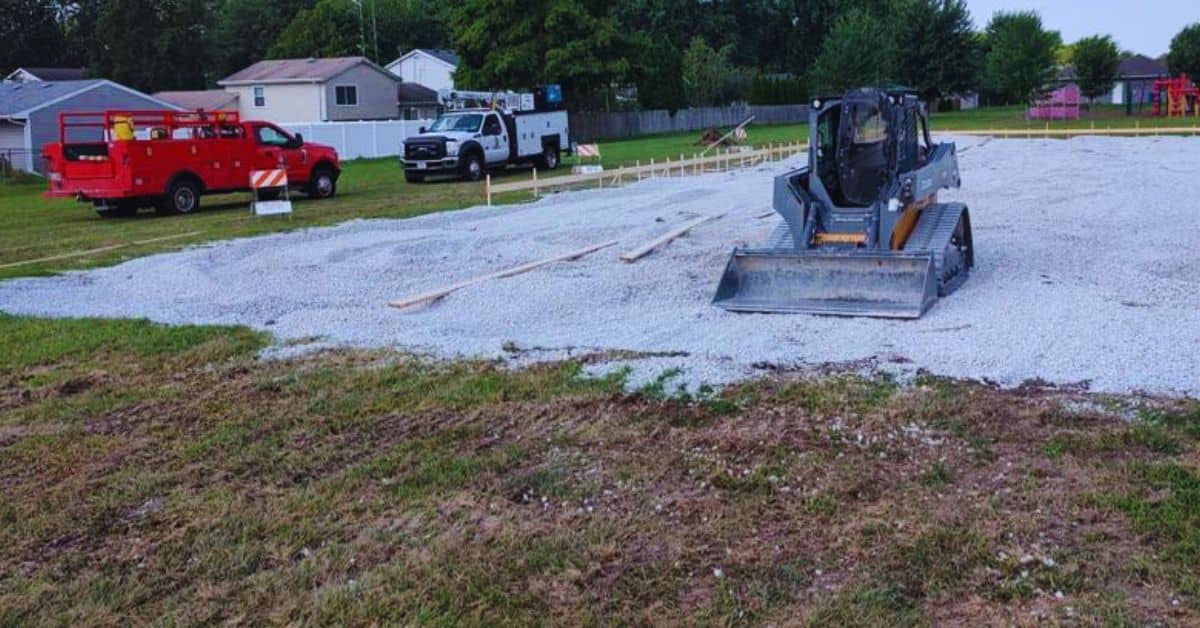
(1027, 84, 1080, 120)
(1152, 75, 1199, 118)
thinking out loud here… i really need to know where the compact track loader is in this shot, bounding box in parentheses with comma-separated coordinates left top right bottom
(713, 88, 974, 318)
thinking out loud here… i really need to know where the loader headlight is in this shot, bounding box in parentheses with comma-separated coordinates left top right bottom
(812, 99, 822, 110)
(445, 141, 460, 155)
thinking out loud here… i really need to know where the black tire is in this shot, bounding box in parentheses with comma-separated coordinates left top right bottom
(404, 171, 426, 183)
(156, 178, 201, 216)
(540, 146, 560, 170)
(460, 151, 485, 182)
(307, 166, 337, 199)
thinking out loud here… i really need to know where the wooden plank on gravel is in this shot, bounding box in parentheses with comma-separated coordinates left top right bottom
(619, 215, 722, 263)
(0, 231, 203, 270)
(388, 240, 619, 310)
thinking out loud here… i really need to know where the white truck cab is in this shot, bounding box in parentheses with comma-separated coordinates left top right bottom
(401, 87, 570, 182)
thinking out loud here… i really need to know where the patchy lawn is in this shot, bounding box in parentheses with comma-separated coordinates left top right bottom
(0, 314, 1197, 625)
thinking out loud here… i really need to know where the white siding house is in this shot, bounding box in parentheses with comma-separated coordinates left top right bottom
(386, 49, 459, 92)
(218, 57, 400, 123)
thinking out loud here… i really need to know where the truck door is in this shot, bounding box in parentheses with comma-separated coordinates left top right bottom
(481, 114, 509, 165)
(252, 124, 306, 184)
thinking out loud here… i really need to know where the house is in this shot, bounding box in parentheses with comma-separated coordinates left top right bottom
(0, 79, 178, 174)
(4, 67, 88, 83)
(398, 82, 440, 120)
(153, 90, 239, 112)
(386, 49, 459, 92)
(217, 56, 400, 123)
(1109, 55, 1171, 106)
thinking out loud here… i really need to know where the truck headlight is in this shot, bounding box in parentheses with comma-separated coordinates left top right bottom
(445, 141, 460, 155)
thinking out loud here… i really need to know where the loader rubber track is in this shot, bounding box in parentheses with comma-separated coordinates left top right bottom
(904, 202, 973, 296)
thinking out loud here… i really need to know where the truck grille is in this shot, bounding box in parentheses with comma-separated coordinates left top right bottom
(405, 141, 445, 160)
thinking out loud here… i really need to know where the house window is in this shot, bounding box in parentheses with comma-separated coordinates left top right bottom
(335, 85, 358, 106)
(253, 86, 265, 107)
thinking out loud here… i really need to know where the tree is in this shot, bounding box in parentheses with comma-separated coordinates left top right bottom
(88, 0, 215, 91)
(0, 0, 68, 74)
(889, 0, 981, 105)
(681, 37, 738, 106)
(268, 0, 360, 59)
(983, 11, 1061, 104)
(631, 39, 685, 112)
(807, 8, 894, 93)
(451, 0, 635, 105)
(209, 0, 313, 78)
(1167, 23, 1200, 85)
(1072, 35, 1121, 104)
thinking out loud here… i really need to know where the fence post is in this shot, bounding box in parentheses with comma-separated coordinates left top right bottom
(486, 174, 492, 207)
(372, 121, 379, 157)
(532, 167, 538, 198)
(650, 157, 655, 178)
(636, 160, 641, 181)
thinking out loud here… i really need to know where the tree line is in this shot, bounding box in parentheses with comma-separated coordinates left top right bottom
(4, 0, 1200, 111)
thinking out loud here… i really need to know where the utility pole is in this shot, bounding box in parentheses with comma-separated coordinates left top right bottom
(371, 0, 380, 63)
(357, 0, 366, 57)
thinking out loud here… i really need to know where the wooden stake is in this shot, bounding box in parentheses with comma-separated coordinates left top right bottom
(532, 167, 539, 198)
(619, 215, 722, 263)
(389, 240, 619, 310)
(0, 231, 203, 270)
(486, 174, 492, 206)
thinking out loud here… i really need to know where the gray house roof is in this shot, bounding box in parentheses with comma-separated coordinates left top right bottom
(420, 49, 459, 66)
(0, 80, 179, 118)
(219, 56, 397, 86)
(153, 90, 239, 111)
(1118, 55, 1170, 79)
(398, 82, 439, 105)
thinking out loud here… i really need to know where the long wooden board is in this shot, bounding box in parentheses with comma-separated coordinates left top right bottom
(619, 215, 722, 263)
(0, 231, 203, 270)
(388, 240, 619, 310)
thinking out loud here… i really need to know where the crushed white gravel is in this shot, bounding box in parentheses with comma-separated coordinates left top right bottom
(2, 135, 1198, 396)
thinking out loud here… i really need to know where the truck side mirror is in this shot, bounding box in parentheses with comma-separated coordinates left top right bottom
(292, 133, 304, 147)
(419, 126, 426, 134)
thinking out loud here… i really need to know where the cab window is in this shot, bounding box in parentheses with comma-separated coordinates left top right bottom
(482, 115, 503, 136)
(255, 125, 292, 147)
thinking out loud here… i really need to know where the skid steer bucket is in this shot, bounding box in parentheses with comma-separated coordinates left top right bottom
(712, 248, 939, 319)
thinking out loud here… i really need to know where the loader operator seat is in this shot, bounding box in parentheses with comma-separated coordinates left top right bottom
(837, 97, 891, 207)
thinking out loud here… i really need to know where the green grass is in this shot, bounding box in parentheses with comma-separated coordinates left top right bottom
(0, 315, 1198, 624)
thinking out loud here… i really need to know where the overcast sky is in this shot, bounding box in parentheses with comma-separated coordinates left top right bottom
(965, 0, 1200, 57)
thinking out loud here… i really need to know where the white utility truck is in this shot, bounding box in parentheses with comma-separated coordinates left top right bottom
(401, 86, 570, 182)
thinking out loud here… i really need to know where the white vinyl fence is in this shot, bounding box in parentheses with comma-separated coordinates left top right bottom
(281, 120, 433, 160)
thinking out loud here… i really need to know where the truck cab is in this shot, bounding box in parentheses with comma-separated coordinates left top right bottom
(402, 88, 569, 183)
(402, 111, 507, 182)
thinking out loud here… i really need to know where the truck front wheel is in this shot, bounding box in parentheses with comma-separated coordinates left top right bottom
(460, 152, 485, 181)
(157, 179, 201, 216)
(308, 167, 337, 199)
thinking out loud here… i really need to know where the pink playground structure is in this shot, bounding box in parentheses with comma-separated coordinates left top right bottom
(1027, 84, 1080, 120)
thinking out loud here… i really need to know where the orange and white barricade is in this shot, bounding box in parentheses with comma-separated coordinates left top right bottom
(249, 169, 292, 217)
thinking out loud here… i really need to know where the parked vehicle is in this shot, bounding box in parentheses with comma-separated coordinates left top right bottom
(43, 110, 341, 217)
(401, 87, 569, 182)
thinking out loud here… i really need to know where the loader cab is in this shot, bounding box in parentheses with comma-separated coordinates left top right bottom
(812, 90, 932, 209)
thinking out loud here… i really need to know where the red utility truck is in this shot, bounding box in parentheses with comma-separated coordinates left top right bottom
(43, 110, 341, 217)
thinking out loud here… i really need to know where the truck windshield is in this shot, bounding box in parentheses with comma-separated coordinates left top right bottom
(428, 114, 483, 132)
